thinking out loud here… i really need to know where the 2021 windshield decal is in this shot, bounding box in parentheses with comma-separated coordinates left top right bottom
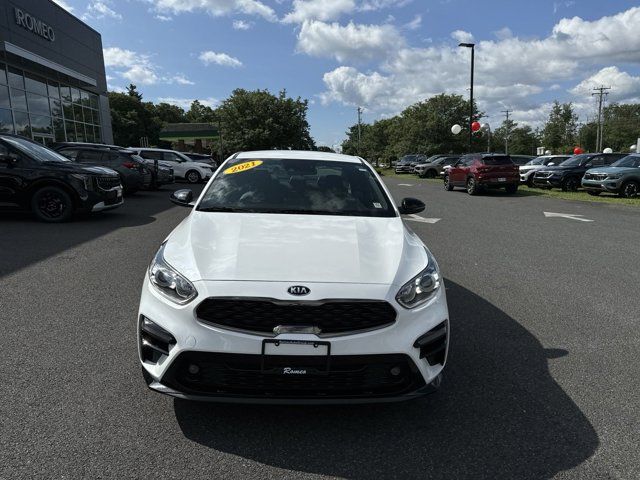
(223, 160, 263, 175)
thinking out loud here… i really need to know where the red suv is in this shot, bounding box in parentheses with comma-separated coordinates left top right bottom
(444, 153, 519, 195)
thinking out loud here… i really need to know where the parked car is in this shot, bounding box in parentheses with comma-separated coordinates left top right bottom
(138, 150, 449, 403)
(131, 148, 214, 184)
(413, 155, 447, 175)
(582, 154, 640, 197)
(56, 145, 151, 194)
(532, 153, 626, 191)
(509, 155, 535, 166)
(395, 154, 427, 173)
(0, 134, 123, 222)
(416, 155, 460, 178)
(184, 152, 218, 169)
(519, 155, 569, 186)
(444, 153, 519, 195)
(54, 142, 174, 190)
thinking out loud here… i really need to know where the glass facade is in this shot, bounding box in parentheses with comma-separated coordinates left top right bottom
(0, 62, 102, 144)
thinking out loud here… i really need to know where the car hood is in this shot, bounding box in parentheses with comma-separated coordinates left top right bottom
(587, 166, 639, 174)
(538, 165, 579, 173)
(191, 162, 212, 168)
(163, 212, 427, 285)
(41, 161, 117, 176)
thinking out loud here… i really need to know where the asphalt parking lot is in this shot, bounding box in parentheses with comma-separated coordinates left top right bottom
(1, 179, 639, 480)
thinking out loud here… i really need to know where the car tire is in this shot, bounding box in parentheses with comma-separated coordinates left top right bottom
(466, 177, 478, 195)
(505, 184, 518, 194)
(426, 170, 436, 178)
(587, 191, 601, 196)
(186, 170, 201, 184)
(620, 180, 639, 198)
(561, 176, 579, 192)
(444, 175, 454, 191)
(31, 186, 74, 223)
(526, 175, 535, 187)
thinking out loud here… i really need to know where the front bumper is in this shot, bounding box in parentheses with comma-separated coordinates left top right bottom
(138, 278, 449, 403)
(533, 176, 562, 188)
(581, 178, 621, 193)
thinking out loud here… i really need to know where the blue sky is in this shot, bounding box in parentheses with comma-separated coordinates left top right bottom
(54, 0, 640, 148)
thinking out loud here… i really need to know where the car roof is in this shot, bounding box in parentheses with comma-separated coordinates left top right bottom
(235, 150, 363, 164)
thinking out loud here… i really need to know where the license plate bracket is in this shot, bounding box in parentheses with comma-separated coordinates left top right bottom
(261, 339, 331, 375)
(498, 177, 506, 182)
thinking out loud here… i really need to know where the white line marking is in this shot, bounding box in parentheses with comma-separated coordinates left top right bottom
(405, 214, 441, 224)
(398, 183, 414, 186)
(543, 211, 594, 222)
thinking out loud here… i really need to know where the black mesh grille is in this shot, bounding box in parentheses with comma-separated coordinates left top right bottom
(162, 352, 424, 399)
(97, 176, 120, 190)
(195, 298, 397, 336)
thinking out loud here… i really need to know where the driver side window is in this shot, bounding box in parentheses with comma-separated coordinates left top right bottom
(588, 156, 604, 167)
(163, 152, 182, 163)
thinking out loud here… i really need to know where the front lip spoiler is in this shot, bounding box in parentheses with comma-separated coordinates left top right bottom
(145, 376, 440, 405)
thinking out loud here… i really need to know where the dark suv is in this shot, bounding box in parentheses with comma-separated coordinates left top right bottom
(444, 153, 519, 195)
(55, 146, 152, 194)
(0, 134, 123, 222)
(533, 153, 626, 191)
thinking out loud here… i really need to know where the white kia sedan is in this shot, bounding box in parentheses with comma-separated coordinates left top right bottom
(138, 150, 449, 403)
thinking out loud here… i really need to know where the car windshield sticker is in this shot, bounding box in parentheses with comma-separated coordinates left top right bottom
(223, 160, 263, 175)
(373, 202, 382, 208)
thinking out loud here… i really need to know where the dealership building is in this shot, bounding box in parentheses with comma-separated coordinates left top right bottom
(0, 0, 112, 145)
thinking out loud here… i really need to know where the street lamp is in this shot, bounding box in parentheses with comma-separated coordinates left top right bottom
(459, 42, 475, 153)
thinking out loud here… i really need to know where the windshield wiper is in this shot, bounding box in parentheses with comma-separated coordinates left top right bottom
(197, 206, 254, 213)
(259, 209, 351, 215)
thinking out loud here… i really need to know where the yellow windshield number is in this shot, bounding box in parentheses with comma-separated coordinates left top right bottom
(223, 160, 263, 175)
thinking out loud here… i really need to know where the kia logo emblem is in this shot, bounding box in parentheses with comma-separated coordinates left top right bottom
(287, 286, 310, 296)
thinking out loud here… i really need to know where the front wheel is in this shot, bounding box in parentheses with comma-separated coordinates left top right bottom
(561, 177, 579, 192)
(466, 177, 478, 195)
(186, 170, 201, 184)
(620, 180, 639, 198)
(31, 186, 74, 223)
(444, 175, 454, 191)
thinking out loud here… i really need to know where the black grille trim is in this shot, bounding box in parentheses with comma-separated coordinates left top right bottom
(162, 352, 425, 399)
(96, 176, 121, 190)
(414, 320, 448, 366)
(195, 297, 397, 337)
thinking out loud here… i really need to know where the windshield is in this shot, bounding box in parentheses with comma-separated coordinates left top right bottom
(482, 156, 512, 166)
(559, 154, 591, 167)
(2, 136, 71, 163)
(198, 158, 396, 217)
(424, 155, 442, 163)
(611, 155, 640, 168)
(399, 155, 417, 164)
(526, 157, 546, 166)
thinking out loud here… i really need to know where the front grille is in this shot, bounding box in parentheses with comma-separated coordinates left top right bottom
(96, 176, 120, 190)
(162, 352, 424, 399)
(584, 173, 607, 181)
(196, 298, 397, 336)
(534, 172, 552, 179)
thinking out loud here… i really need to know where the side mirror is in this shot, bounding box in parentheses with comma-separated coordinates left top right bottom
(170, 189, 194, 208)
(398, 197, 425, 215)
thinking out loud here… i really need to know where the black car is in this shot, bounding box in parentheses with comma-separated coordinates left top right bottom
(54, 142, 174, 189)
(0, 134, 123, 222)
(395, 154, 427, 173)
(184, 152, 218, 168)
(533, 153, 627, 191)
(55, 146, 152, 194)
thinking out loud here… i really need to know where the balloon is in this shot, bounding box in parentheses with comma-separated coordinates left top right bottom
(573, 147, 583, 155)
(544, 150, 552, 155)
(451, 124, 462, 135)
(481, 123, 490, 132)
(603, 147, 613, 154)
(631, 145, 637, 152)
(471, 121, 481, 132)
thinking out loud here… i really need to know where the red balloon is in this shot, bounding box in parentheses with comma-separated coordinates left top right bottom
(471, 121, 481, 132)
(573, 147, 583, 155)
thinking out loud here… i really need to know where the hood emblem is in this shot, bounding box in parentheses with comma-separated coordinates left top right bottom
(287, 285, 310, 296)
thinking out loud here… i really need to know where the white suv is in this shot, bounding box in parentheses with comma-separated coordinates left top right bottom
(131, 148, 213, 183)
(520, 155, 569, 186)
(138, 150, 450, 403)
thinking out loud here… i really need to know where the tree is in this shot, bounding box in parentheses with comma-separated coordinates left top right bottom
(214, 89, 315, 154)
(541, 101, 578, 154)
(126, 84, 143, 101)
(186, 100, 215, 123)
(492, 120, 539, 155)
(602, 103, 640, 152)
(155, 103, 186, 124)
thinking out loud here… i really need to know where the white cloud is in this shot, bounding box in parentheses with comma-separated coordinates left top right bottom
(319, 6, 640, 126)
(157, 97, 219, 110)
(493, 27, 512, 40)
(172, 74, 195, 85)
(199, 51, 243, 68)
(570, 66, 640, 103)
(404, 14, 421, 31)
(149, 0, 277, 21)
(283, 0, 355, 24)
(155, 14, 173, 21)
(297, 20, 404, 62)
(451, 30, 474, 44)
(233, 19, 254, 30)
(104, 47, 191, 86)
(82, 1, 122, 21)
(52, 0, 74, 12)
(359, 0, 413, 12)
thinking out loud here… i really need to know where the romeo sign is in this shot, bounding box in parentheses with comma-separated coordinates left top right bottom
(14, 7, 56, 42)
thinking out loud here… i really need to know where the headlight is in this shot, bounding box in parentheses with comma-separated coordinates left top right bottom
(70, 173, 92, 191)
(396, 249, 441, 309)
(148, 243, 198, 304)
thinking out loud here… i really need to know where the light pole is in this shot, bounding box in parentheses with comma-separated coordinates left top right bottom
(459, 42, 475, 153)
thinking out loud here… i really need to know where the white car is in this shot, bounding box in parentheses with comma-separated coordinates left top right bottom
(519, 155, 569, 186)
(138, 150, 450, 403)
(130, 148, 214, 184)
